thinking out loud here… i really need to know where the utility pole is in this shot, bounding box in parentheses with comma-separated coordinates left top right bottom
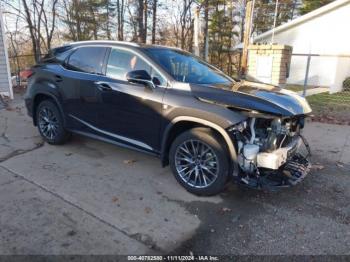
(240, 0, 253, 77)
(271, 0, 279, 44)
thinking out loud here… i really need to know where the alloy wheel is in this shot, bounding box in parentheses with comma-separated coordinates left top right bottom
(175, 139, 219, 188)
(38, 106, 59, 140)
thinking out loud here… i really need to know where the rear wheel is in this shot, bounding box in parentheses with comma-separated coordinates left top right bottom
(36, 100, 70, 144)
(169, 128, 230, 196)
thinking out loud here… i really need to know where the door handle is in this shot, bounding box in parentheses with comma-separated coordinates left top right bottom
(95, 81, 112, 91)
(54, 75, 63, 83)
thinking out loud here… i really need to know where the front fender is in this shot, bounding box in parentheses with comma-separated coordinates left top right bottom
(160, 89, 247, 175)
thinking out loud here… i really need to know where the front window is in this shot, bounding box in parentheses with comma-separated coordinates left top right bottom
(144, 48, 233, 85)
(106, 48, 167, 86)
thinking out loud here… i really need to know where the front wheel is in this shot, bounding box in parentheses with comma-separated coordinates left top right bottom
(169, 128, 230, 196)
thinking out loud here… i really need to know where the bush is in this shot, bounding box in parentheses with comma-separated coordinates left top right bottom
(343, 77, 350, 92)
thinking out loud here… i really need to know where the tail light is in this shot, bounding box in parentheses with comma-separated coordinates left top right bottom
(20, 69, 35, 79)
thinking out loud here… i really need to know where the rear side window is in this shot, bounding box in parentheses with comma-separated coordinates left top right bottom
(41, 46, 72, 64)
(67, 47, 107, 74)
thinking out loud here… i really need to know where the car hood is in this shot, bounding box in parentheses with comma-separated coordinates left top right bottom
(190, 80, 312, 116)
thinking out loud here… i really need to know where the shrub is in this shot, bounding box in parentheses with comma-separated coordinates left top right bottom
(343, 77, 350, 92)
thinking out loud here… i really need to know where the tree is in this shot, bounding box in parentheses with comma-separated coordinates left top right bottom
(62, 0, 93, 41)
(252, 0, 298, 35)
(116, 0, 126, 40)
(202, 0, 209, 60)
(61, 0, 110, 41)
(137, 0, 145, 42)
(151, 0, 157, 44)
(299, 0, 334, 15)
(9, 0, 59, 62)
(104, 0, 117, 40)
(208, 0, 238, 72)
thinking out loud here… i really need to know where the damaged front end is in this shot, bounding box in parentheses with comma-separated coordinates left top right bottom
(229, 114, 311, 190)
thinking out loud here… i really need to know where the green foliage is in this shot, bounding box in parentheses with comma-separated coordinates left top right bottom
(208, 0, 239, 75)
(343, 77, 350, 92)
(253, 0, 298, 36)
(299, 0, 334, 15)
(62, 0, 116, 41)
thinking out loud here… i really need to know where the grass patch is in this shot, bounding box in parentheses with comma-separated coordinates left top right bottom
(285, 84, 314, 92)
(306, 91, 350, 125)
(307, 91, 350, 108)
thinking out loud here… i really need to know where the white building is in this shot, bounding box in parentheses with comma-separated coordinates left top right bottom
(0, 8, 13, 99)
(241, 0, 350, 93)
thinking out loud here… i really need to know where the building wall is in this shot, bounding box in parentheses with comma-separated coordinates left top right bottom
(0, 9, 12, 98)
(256, 2, 350, 92)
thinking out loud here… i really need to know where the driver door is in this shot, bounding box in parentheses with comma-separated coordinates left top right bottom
(96, 48, 167, 153)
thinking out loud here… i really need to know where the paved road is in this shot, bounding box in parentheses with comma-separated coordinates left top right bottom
(0, 101, 349, 255)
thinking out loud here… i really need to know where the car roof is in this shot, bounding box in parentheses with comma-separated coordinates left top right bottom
(60, 40, 181, 51)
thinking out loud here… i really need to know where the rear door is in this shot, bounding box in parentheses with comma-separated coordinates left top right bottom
(61, 46, 108, 131)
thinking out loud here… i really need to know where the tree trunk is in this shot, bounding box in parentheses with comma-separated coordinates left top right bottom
(117, 0, 125, 40)
(22, 0, 41, 63)
(180, 0, 186, 49)
(121, 0, 125, 40)
(137, 0, 144, 43)
(143, 0, 148, 43)
(106, 0, 111, 39)
(151, 0, 157, 44)
(203, 0, 209, 61)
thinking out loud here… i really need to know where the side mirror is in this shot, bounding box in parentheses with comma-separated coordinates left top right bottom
(126, 70, 155, 88)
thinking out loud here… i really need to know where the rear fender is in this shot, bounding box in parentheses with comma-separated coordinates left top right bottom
(31, 83, 65, 126)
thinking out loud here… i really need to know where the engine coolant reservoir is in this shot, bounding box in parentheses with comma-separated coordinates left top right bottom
(243, 144, 260, 160)
(242, 144, 260, 172)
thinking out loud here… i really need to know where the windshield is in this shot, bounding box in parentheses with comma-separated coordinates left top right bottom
(144, 48, 233, 85)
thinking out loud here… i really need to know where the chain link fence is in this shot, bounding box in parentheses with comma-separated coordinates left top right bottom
(9, 54, 37, 88)
(287, 53, 350, 124)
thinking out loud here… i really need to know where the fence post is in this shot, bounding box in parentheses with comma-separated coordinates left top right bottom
(303, 55, 311, 97)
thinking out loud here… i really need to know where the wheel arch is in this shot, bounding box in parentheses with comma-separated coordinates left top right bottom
(161, 116, 238, 176)
(32, 92, 65, 126)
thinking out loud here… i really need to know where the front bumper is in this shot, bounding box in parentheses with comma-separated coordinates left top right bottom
(234, 135, 311, 191)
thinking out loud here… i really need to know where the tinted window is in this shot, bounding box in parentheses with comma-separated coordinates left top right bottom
(67, 47, 107, 74)
(144, 48, 233, 85)
(41, 46, 73, 63)
(106, 49, 166, 86)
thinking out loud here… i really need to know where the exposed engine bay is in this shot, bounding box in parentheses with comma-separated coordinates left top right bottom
(231, 116, 311, 190)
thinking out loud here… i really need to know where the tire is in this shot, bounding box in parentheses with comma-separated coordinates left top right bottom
(169, 127, 230, 196)
(36, 100, 70, 145)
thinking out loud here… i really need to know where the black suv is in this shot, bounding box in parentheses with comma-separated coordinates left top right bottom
(25, 41, 312, 195)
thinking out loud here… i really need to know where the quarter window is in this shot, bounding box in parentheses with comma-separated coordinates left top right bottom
(106, 49, 166, 86)
(67, 47, 107, 74)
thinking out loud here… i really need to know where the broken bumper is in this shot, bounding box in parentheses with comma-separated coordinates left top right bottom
(234, 135, 312, 191)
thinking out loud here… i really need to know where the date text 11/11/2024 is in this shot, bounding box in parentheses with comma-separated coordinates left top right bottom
(127, 255, 220, 261)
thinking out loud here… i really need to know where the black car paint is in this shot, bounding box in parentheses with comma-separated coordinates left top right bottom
(190, 82, 312, 116)
(24, 41, 312, 168)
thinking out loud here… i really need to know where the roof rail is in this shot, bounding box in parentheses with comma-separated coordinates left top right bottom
(65, 40, 140, 47)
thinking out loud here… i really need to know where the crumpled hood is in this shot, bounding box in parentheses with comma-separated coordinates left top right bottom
(190, 81, 312, 116)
